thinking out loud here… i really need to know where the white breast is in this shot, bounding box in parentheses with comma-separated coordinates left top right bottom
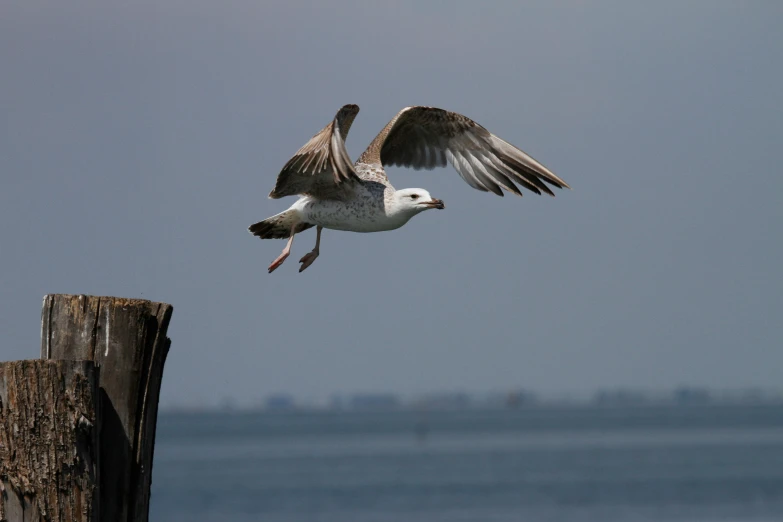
(296, 188, 410, 233)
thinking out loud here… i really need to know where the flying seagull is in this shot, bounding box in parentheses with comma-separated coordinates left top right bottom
(249, 104, 570, 273)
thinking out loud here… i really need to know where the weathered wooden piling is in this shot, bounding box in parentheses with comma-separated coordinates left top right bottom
(0, 360, 99, 521)
(0, 295, 173, 522)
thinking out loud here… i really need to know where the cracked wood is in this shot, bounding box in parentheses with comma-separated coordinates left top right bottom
(0, 360, 98, 522)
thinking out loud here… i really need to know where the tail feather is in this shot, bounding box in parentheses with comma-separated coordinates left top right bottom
(248, 209, 312, 239)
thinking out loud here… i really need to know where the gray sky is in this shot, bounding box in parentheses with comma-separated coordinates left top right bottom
(2, 1, 782, 408)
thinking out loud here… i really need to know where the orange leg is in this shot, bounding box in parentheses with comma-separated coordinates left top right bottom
(299, 226, 322, 273)
(268, 224, 298, 273)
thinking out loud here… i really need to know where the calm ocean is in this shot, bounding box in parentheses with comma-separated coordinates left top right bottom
(150, 404, 783, 522)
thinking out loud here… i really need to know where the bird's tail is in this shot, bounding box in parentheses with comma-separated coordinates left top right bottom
(248, 209, 313, 239)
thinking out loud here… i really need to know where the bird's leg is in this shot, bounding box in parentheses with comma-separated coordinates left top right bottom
(268, 224, 298, 273)
(299, 226, 322, 273)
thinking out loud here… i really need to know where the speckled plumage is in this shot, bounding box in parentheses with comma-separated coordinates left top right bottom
(250, 104, 570, 272)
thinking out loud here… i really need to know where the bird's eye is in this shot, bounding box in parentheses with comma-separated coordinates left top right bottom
(410, 194, 419, 200)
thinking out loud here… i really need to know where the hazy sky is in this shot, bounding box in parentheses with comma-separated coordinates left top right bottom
(2, 1, 782, 408)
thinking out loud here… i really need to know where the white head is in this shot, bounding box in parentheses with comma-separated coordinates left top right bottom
(389, 188, 445, 221)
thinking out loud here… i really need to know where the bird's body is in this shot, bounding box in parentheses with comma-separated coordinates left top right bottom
(296, 168, 399, 233)
(249, 104, 569, 273)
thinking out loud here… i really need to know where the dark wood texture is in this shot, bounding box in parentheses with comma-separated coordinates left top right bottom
(0, 360, 99, 522)
(40, 295, 173, 522)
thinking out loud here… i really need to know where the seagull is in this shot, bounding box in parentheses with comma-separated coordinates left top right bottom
(249, 104, 570, 273)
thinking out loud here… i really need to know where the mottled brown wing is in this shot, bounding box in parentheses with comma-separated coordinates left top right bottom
(358, 106, 569, 197)
(269, 104, 361, 200)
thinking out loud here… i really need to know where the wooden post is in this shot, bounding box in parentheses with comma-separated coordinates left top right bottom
(0, 294, 173, 522)
(0, 360, 99, 522)
(40, 295, 173, 522)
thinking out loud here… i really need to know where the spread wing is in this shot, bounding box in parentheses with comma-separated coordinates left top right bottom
(269, 104, 361, 200)
(358, 106, 569, 196)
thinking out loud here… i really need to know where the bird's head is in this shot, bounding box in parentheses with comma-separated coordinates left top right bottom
(391, 188, 445, 217)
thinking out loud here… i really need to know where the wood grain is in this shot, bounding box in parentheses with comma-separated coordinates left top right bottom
(40, 294, 173, 522)
(0, 360, 99, 522)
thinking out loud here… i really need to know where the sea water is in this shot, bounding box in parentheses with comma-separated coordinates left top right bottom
(150, 404, 783, 522)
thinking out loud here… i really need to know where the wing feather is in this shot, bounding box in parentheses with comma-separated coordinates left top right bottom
(447, 149, 490, 193)
(269, 104, 361, 200)
(358, 106, 569, 197)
